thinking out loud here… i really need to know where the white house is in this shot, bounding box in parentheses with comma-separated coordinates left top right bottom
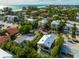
(37, 34, 56, 53)
(4, 15, 19, 23)
(0, 21, 18, 30)
(51, 20, 60, 30)
(51, 20, 79, 34)
(53, 15, 59, 18)
(76, 16, 79, 21)
(66, 20, 79, 34)
(38, 18, 48, 27)
(25, 16, 37, 22)
(0, 10, 4, 15)
(27, 18, 35, 22)
(0, 49, 13, 58)
(64, 23, 73, 33)
(60, 41, 79, 58)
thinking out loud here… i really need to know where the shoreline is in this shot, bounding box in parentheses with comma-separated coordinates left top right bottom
(0, 5, 48, 11)
(0, 4, 79, 11)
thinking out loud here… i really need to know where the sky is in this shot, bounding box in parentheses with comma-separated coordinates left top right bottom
(0, 0, 79, 5)
(0, 0, 39, 5)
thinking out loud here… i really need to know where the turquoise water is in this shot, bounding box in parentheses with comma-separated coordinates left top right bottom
(0, 0, 79, 10)
(8, 5, 48, 11)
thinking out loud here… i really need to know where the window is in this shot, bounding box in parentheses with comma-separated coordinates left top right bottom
(48, 42, 50, 44)
(42, 40, 44, 41)
(43, 46, 49, 50)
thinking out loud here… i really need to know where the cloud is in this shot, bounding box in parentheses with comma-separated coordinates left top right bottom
(0, 0, 39, 5)
(0, 0, 79, 5)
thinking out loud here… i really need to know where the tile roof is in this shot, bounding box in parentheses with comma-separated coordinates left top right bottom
(7, 27, 18, 36)
(0, 35, 9, 44)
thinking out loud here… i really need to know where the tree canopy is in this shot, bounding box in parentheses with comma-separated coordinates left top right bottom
(19, 24, 32, 35)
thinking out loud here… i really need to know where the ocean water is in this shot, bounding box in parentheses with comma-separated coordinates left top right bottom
(0, 5, 48, 11)
(10, 5, 48, 10)
(0, 0, 79, 10)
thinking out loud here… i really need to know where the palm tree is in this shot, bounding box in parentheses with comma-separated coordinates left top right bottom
(3, 7, 13, 15)
(72, 24, 77, 38)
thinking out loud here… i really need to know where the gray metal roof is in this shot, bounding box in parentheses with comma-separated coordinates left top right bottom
(61, 42, 79, 58)
(38, 34, 56, 48)
(0, 49, 13, 58)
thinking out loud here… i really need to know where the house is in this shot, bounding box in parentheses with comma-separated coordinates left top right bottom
(66, 20, 79, 34)
(77, 12, 79, 16)
(60, 41, 79, 58)
(37, 34, 56, 53)
(76, 26, 79, 35)
(53, 15, 59, 17)
(24, 15, 29, 20)
(0, 10, 5, 15)
(6, 27, 18, 36)
(51, 20, 79, 34)
(38, 18, 48, 27)
(4, 15, 19, 23)
(25, 16, 37, 22)
(76, 16, 79, 21)
(14, 33, 35, 44)
(51, 20, 60, 30)
(27, 18, 35, 22)
(0, 35, 10, 44)
(0, 49, 13, 58)
(0, 21, 18, 30)
(64, 23, 73, 33)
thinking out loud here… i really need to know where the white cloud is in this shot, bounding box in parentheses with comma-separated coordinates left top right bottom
(0, 0, 79, 5)
(0, 0, 39, 5)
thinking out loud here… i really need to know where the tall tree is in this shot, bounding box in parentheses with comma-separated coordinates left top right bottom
(22, 6, 26, 10)
(57, 21, 66, 33)
(72, 24, 77, 38)
(3, 7, 13, 15)
(51, 34, 64, 57)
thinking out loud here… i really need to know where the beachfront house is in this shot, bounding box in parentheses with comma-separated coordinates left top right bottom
(0, 49, 13, 58)
(4, 15, 19, 23)
(0, 10, 5, 16)
(60, 41, 79, 58)
(0, 10, 4, 20)
(37, 34, 56, 54)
